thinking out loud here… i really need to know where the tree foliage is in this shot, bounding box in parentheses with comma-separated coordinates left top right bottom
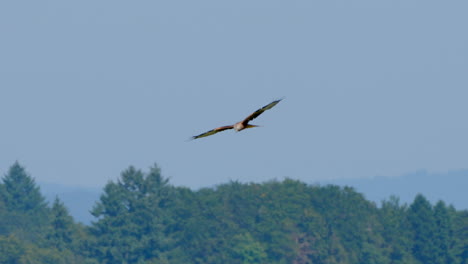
(1, 162, 466, 264)
(90, 164, 176, 263)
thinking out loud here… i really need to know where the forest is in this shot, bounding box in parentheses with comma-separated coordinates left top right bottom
(0, 162, 467, 264)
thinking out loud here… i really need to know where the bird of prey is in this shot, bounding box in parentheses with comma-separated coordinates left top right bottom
(191, 98, 283, 140)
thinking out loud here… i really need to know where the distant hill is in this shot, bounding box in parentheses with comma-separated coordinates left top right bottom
(321, 170, 468, 210)
(39, 182, 101, 225)
(39, 170, 467, 225)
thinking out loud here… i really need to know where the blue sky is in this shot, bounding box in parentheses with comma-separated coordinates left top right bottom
(1, 1, 467, 189)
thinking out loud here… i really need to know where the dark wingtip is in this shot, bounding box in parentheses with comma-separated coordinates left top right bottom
(186, 136, 197, 142)
(271, 97, 284, 106)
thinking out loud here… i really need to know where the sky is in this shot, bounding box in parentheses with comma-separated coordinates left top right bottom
(1, 1, 467, 190)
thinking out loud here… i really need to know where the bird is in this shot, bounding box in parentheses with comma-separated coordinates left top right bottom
(191, 98, 283, 140)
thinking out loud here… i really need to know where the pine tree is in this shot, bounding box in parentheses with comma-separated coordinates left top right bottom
(0, 162, 49, 241)
(90, 164, 176, 263)
(1, 162, 48, 213)
(407, 194, 437, 264)
(47, 197, 75, 251)
(433, 201, 457, 264)
(379, 196, 417, 264)
(452, 210, 468, 264)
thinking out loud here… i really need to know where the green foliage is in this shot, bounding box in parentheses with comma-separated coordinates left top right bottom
(433, 201, 457, 264)
(90, 164, 177, 263)
(0, 162, 94, 263)
(1, 162, 49, 241)
(230, 233, 267, 264)
(1, 162, 48, 213)
(1, 162, 466, 264)
(46, 197, 76, 251)
(379, 196, 417, 264)
(453, 210, 468, 264)
(408, 194, 438, 264)
(0, 235, 24, 264)
(361, 242, 389, 264)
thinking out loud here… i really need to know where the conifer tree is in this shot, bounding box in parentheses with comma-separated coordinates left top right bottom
(47, 197, 75, 251)
(379, 196, 416, 264)
(90, 164, 176, 263)
(452, 210, 468, 264)
(408, 194, 437, 264)
(1, 162, 49, 240)
(1, 162, 48, 213)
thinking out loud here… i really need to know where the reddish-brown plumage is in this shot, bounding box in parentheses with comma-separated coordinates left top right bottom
(191, 99, 282, 140)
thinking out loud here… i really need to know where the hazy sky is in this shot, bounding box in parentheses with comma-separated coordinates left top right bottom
(1, 1, 467, 189)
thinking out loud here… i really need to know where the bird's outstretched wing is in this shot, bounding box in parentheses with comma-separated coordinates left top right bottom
(191, 125, 234, 140)
(241, 98, 283, 125)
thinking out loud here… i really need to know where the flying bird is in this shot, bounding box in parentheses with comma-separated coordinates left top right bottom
(191, 98, 283, 140)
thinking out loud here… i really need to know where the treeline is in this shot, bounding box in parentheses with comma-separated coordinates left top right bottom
(0, 162, 467, 264)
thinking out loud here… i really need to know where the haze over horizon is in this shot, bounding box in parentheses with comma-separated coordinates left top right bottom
(35, 167, 468, 225)
(1, 1, 468, 190)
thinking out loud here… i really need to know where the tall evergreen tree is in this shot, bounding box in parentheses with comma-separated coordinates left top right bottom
(407, 194, 437, 264)
(47, 197, 76, 251)
(1, 162, 48, 213)
(433, 201, 456, 264)
(379, 196, 417, 264)
(452, 210, 468, 264)
(90, 164, 176, 264)
(0, 162, 49, 240)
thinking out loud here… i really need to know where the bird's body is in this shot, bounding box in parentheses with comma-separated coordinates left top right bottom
(191, 98, 282, 140)
(233, 122, 243, 131)
(233, 122, 255, 131)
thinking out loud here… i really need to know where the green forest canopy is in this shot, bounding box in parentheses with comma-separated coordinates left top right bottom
(0, 162, 467, 264)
